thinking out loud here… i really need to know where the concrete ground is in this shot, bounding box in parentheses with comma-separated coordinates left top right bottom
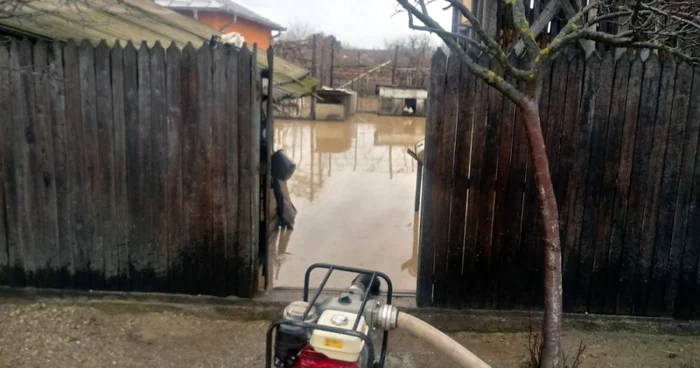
(0, 295, 699, 368)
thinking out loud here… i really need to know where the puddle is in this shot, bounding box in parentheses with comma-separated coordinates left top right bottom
(268, 113, 425, 292)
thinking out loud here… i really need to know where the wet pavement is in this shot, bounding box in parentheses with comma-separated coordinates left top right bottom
(269, 113, 425, 292)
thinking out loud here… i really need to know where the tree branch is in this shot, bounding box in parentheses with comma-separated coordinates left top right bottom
(396, 0, 532, 106)
(446, 0, 531, 80)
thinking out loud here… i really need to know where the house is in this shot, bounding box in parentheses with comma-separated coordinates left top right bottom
(376, 85, 428, 117)
(155, 0, 285, 50)
(0, 0, 316, 100)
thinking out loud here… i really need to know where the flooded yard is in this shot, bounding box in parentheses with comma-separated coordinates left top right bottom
(269, 113, 425, 292)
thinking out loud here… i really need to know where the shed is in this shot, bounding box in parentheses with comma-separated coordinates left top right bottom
(375, 85, 428, 117)
(315, 88, 357, 121)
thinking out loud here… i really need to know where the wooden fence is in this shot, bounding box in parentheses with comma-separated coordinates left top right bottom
(419, 46, 700, 319)
(0, 39, 264, 298)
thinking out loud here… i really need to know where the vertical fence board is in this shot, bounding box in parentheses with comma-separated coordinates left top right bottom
(489, 64, 516, 309)
(417, 49, 447, 307)
(135, 42, 155, 291)
(150, 42, 169, 292)
(212, 46, 228, 297)
(250, 46, 261, 295)
(637, 58, 677, 314)
(79, 40, 103, 289)
(648, 61, 693, 315)
(599, 53, 631, 313)
(586, 50, 617, 314)
(181, 43, 199, 294)
(95, 41, 117, 290)
(677, 66, 700, 318)
(446, 61, 475, 308)
(196, 44, 214, 295)
(123, 41, 141, 291)
(18, 39, 41, 287)
(63, 40, 86, 289)
(564, 53, 600, 311)
(666, 63, 700, 317)
(462, 54, 490, 308)
(611, 55, 643, 315)
(225, 46, 240, 296)
(2, 41, 24, 287)
(236, 46, 254, 298)
(476, 58, 503, 308)
(49, 42, 74, 288)
(32, 41, 60, 288)
(111, 43, 129, 289)
(0, 45, 10, 285)
(555, 48, 585, 311)
(433, 54, 458, 306)
(165, 43, 184, 293)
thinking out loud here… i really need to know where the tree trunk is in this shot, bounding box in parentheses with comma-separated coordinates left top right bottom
(521, 101, 563, 368)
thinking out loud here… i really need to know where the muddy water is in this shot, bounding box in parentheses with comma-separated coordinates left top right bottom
(269, 113, 425, 292)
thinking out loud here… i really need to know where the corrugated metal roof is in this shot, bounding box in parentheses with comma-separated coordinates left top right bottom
(0, 0, 316, 100)
(155, 0, 285, 31)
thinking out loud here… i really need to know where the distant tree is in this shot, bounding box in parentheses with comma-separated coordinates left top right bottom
(278, 19, 315, 42)
(395, 1, 700, 367)
(385, 33, 436, 68)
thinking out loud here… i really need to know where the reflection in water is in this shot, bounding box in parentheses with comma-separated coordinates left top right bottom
(270, 113, 425, 291)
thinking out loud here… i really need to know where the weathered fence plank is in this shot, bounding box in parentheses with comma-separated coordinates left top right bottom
(0, 44, 10, 286)
(462, 54, 491, 308)
(564, 52, 601, 312)
(665, 63, 700, 317)
(417, 49, 447, 307)
(599, 52, 631, 314)
(2, 41, 24, 287)
(32, 40, 60, 289)
(212, 46, 228, 297)
(181, 43, 199, 295)
(18, 38, 41, 287)
(79, 39, 103, 289)
(676, 66, 700, 318)
(613, 54, 643, 315)
(196, 43, 214, 295)
(637, 57, 677, 314)
(165, 43, 184, 293)
(446, 60, 476, 308)
(95, 41, 118, 290)
(123, 41, 140, 291)
(110, 42, 129, 290)
(585, 51, 617, 314)
(225, 46, 240, 296)
(63, 40, 87, 289)
(648, 60, 693, 316)
(48, 41, 73, 288)
(237, 45, 255, 298)
(150, 42, 169, 292)
(433, 54, 458, 307)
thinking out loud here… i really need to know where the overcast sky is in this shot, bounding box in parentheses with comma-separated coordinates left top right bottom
(238, 0, 453, 49)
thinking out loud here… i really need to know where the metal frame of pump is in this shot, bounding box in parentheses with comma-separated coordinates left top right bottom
(265, 264, 394, 368)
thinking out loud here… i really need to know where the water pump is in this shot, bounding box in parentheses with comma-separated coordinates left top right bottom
(266, 264, 397, 368)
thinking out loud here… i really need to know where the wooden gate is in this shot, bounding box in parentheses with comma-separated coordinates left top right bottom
(0, 39, 267, 298)
(419, 46, 700, 318)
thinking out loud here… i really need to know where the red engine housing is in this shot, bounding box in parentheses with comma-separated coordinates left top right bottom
(293, 346, 359, 368)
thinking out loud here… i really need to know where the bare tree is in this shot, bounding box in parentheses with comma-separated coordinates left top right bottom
(278, 19, 315, 42)
(395, 0, 700, 367)
(386, 33, 436, 68)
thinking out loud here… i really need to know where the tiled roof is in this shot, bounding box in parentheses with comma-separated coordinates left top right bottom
(155, 0, 285, 31)
(0, 0, 315, 99)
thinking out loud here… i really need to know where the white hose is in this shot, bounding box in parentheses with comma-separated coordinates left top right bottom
(396, 312, 491, 368)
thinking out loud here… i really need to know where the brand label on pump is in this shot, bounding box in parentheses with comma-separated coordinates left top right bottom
(324, 338, 344, 349)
